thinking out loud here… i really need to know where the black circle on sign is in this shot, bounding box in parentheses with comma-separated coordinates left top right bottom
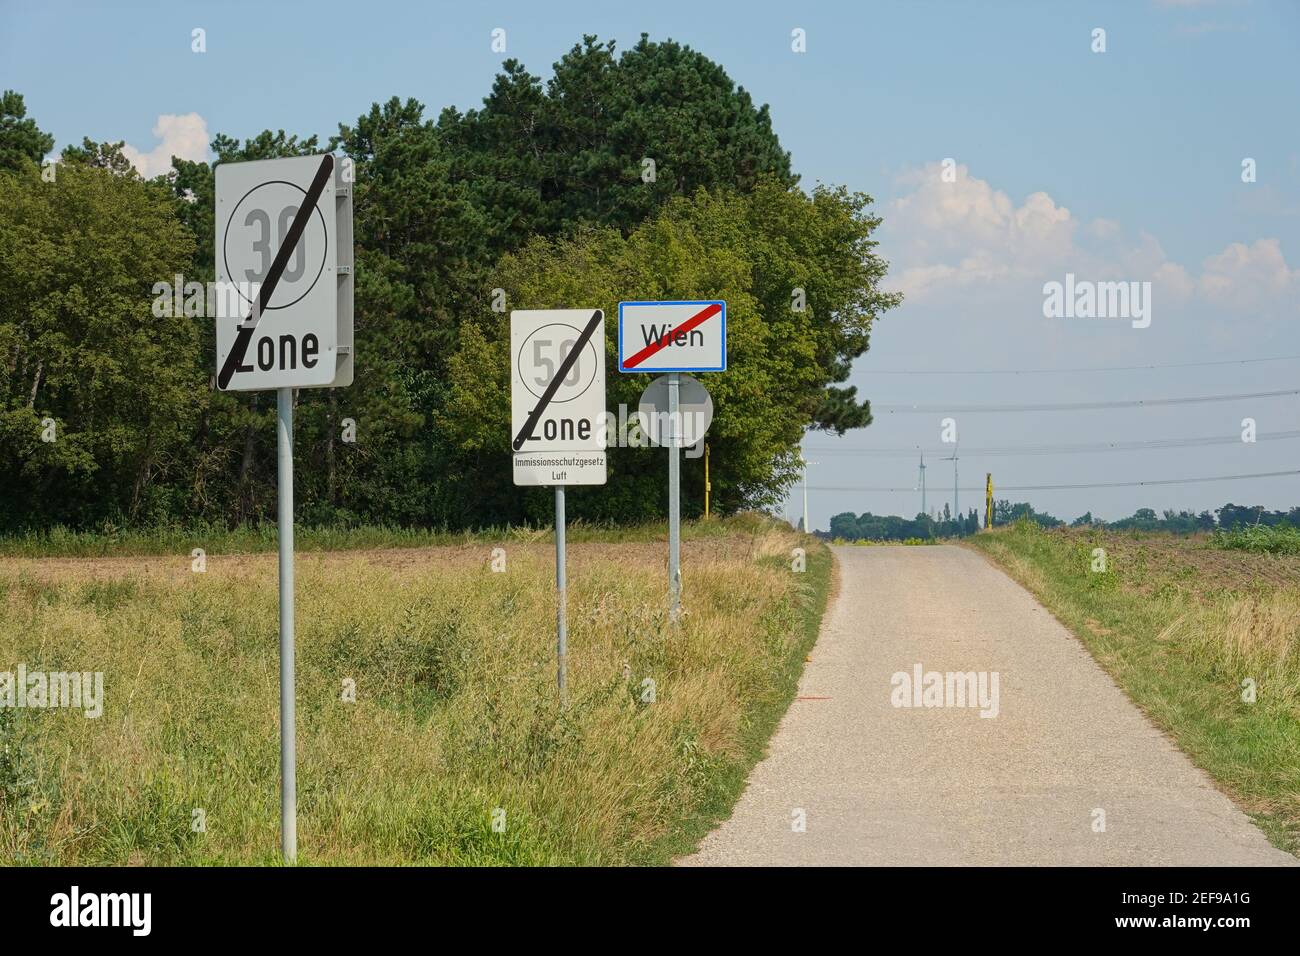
(223, 179, 329, 311)
(517, 323, 599, 403)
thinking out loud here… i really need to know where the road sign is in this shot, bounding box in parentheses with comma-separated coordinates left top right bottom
(617, 302, 726, 620)
(511, 309, 607, 486)
(638, 373, 713, 447)
(617, 301, 726, 620)
(618, 300, 726, 372)
(509, 309, 607, 700)
(212, 154, 354, 863)
(215, 154, 353, 391)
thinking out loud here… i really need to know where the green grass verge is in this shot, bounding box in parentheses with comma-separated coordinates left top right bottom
(967, 522, 1300, 857)
(0, 514, 752, 559)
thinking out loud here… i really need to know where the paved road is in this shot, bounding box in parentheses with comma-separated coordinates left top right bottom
(683, 545, 1295, 866)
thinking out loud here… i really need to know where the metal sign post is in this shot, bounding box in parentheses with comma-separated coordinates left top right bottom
(638, 372, 713, 620)
(704, 443, 711, 519)
(276, 387, 296, 862)
(667, 372, 681, 620)
(555, 485, 567, 700)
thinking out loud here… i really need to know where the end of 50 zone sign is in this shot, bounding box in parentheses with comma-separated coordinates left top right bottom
(511, 310, 607, 486)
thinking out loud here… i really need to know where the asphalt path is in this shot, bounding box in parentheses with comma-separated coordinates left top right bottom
(683, 545, 1295, 866)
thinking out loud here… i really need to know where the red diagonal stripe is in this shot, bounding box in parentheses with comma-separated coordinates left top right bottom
(622, 302, 721, 369)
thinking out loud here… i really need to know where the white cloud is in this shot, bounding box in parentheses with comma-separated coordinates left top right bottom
(1088, 218, 1122, 240)
(886, 163, 1074, 299)
(1197, 239, 1299, 307)
(121, 113, 209, 178)
(882, 161, 1298, 318)
(1151, 260, 1196, 300)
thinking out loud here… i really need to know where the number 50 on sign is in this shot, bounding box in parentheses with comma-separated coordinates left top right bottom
(510, 309, 607, 486)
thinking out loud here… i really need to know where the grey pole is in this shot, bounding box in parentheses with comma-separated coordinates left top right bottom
(802, 456, 809, 533)
(276, 387, 296, 863)
(668, 373, 681, 620)
(920, 453, 926, 519)
(954, 455, 959, 519)
(555, 484, 567, 702)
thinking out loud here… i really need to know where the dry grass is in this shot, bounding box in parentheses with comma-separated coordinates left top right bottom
(1158, 592, 1300, 713)
(0, 515, 830, 865)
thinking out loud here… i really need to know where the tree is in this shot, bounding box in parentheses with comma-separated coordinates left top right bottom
(995, 500, 1062, 527)
(0, 160, 200, 527)
(319, 99, 493, 524)
(440, 179, 899, 525)
(0, 91, 53, 171)
(829, 512, 861, 540)
(1216, 502, 1280, 529)
(436, 39, 894, 434)
(0, 36, 905, 532)
(60, 138, 136, 176)
(437, 34, 796, 252)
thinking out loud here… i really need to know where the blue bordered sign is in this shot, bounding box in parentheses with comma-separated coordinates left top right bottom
(617, 300, 726, 373)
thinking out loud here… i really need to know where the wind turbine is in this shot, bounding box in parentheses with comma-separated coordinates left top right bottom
(942, 444, 959, 520)
(917, 452, 927, 518)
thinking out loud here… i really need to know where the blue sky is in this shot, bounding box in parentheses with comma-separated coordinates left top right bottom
(4, 0, 1299, 527)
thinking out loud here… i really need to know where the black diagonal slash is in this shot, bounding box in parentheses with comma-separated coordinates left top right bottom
(217, 154, 335, 390)
(512, 310, 604, 452)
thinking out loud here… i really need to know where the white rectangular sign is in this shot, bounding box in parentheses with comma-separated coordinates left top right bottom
(512, 451, 608, 486)
(511, 309, 607, 485)
(215, 154, 353, 391)
(617, 300, 726, 373)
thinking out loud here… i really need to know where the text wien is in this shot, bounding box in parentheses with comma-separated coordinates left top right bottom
(643, 324, 704, 348)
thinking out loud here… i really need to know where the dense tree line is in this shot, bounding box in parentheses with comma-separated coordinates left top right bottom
(0, 36, 901, 532)
(829, 507, 981, 542)
(995, 500, 1062, 528)
(1074, 503, 1300, 532)
(828, 500, 1300, 541)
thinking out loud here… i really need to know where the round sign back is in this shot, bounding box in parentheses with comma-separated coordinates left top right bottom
(638, 373, 713, 447)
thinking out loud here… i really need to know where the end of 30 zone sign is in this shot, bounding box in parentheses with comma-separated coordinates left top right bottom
(618, 300, 726, 373)
(215, 154, 353, 391)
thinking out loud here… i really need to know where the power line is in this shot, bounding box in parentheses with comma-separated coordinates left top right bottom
(804, 430, 1300, 458)
(861, 354, 1300, 375)
(807, 469, 1300, 494)
(875, 388, 1300, 414)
